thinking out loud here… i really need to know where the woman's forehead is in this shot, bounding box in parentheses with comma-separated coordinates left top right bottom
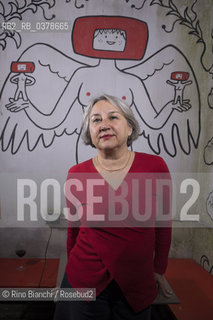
(91, 100, 120, 113)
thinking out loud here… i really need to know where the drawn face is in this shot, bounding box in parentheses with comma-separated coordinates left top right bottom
(89, 100, 132, 151)
(93, 29, 126, 52)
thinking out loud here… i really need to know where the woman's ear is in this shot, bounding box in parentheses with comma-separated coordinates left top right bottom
(128, 126, 133, 137)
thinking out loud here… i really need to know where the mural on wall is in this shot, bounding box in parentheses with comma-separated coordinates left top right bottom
(206, 191, 213, 221)
(0, 0, 55, 50)
(208, 88, 213, 109)
(204, 138, 213, 165)
(0, 0, 212, 273)
(150, 0, 213, 167)
(0, 0, 202, 162)
(67, 0, 147, 10)
(200, 255, 213, 275)
(151, 0, 213, 73)
(0, 0, 213, 264)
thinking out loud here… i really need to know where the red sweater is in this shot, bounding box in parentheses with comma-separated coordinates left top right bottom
(65, 152, 172, 312)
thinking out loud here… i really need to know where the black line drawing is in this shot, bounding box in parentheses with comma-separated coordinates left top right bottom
(0, 0, 55, 50)
(206, 190, 213, 220)
(66, 0, 89, 9)
(208, 88, 213, 109)
(200, 255, 213, 275)
(150, 0, 212, 167)
(203, 138, 213, 165)
(125, 0, 147, 10)
(166, 72, 192, 105)
(66, 0, 147, 10)
(150, 0, 213, 74)
(10, 61, 36, 102)
(0, 15, 200, 160)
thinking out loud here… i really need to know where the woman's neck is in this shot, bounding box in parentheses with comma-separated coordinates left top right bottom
(96, 148, 133, 172)
(98, 147, 129, 160)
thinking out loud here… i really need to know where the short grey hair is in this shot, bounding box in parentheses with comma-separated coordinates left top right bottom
(81, 94, 140, 147)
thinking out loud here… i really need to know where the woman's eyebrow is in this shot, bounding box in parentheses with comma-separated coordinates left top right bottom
(90, 113, 101, 118)
(108, 111, 120, 115)
(90, 111, 120, 118)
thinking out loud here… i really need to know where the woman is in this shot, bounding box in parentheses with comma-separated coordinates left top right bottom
(54, 94, 172, 320)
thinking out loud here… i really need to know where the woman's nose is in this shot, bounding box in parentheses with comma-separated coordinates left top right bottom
(99, 118, 110, 131)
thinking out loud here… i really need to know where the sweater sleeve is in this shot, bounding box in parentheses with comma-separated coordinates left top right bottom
(153, 157, 172, 274)
(67, 226, 80, 258)
(65, 170, 81, 258)
(154, 227, 172, 274)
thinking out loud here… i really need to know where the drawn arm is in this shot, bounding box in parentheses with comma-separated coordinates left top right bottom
(130, 77, 190, 130)
(5, 43, 88, 129)
(122, 45, 200, 156)
(26, 71, 83, 130)
(6, 68, 84, 130)
(166, 80, 177, 87)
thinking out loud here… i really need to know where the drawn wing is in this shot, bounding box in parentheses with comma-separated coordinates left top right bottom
(123, 45, 201, 156)
(0, 43, 86, 154)
(19, 43, 87, 82)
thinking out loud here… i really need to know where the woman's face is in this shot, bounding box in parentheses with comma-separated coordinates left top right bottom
(89, 99, 132, 152)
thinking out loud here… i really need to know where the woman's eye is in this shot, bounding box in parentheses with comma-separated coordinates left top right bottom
(110, 116, 117, 120)
(92, 118, 101, 123)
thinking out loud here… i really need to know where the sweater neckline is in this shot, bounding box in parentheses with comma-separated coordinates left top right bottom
(89, 152, 138, 190)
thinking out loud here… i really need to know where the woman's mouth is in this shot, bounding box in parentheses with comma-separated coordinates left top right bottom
(100, 134, 114, 140)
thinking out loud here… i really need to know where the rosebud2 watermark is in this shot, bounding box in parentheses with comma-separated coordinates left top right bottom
(13, 173, 205, 227)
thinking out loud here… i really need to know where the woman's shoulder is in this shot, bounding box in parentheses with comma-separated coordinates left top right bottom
(67, 158, 93, 174)
(135, 151, 165, 161)
(134, 152, 169, 173)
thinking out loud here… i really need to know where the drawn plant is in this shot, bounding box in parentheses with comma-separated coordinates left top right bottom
(0, 0, 56, 50)
(150, 0, 213, 73)
(125, 0, 147, 10)
(66, 0, 147, 10)
(66, 0, 89, 9)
